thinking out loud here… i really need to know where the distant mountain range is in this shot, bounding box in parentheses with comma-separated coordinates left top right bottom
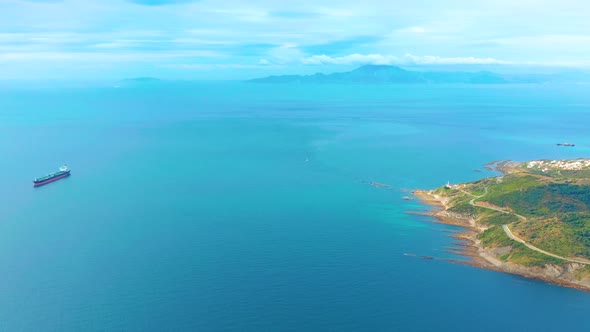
(249, 65, 589, 84)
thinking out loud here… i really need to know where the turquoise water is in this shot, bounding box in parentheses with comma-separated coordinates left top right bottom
(1, 82, 590, 331)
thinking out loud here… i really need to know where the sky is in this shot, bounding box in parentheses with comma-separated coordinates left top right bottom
(1, 0, 590, 80)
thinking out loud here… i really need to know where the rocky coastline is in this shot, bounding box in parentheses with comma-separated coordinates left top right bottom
(412, 189, 590, 292)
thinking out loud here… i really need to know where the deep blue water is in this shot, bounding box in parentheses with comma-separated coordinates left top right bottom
(1, 82, 590, 331)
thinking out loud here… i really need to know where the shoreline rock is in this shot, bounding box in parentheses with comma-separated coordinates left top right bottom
(411, 189, 590, 292)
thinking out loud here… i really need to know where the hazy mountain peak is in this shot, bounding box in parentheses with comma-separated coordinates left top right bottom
(249, 66, 501, 84)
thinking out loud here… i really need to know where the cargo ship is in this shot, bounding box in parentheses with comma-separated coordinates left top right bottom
(33, 165, 70, 187)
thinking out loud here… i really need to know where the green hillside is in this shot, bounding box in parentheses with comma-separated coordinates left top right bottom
(436, 160, 590, 267)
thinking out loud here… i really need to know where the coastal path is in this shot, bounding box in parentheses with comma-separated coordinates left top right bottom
(460, 186, 590, 265)
(502, 225, 590, 265)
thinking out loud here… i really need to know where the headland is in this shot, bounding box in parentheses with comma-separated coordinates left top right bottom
(413, 159, 590, 291)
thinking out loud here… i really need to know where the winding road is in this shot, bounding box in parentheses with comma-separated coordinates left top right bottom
(501, 224, 590, 265)
(460, 185, 590, 265)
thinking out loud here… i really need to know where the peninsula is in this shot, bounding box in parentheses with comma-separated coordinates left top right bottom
(414, 159, 590, 290)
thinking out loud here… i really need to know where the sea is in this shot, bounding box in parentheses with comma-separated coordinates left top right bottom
(0, 82, 589, 331)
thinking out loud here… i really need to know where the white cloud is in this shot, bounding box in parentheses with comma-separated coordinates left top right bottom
(301, 53, 399, 65)
(171, 38, 236, 45)
(315, 7, 356, 17)
(266, 45, 305, 64)
(301, 53, 510, 66)
(403, 54, 511, 65)
(0, 50, 223, 62)
(487, 34, 590, 47)
(3, 0, 590, 78)
(162, 63, 269, 69)
(208, 8, 270, 22)
(0, 31, 165, 47)
(397, 26, 426, 33)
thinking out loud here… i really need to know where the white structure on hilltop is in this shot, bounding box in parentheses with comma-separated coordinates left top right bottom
(527, 159, 590, 171)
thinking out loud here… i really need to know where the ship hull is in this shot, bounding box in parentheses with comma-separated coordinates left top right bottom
(33, 172, 70, 187)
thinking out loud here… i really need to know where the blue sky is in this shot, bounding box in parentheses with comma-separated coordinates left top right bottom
(2, 0, 590, 79)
